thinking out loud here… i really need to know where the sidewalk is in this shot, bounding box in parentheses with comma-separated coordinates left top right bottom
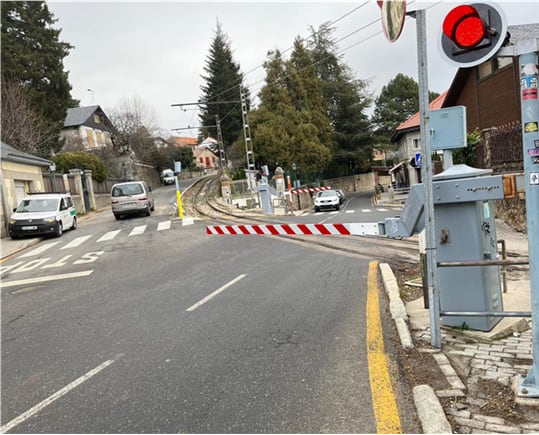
(381, 218, 539, 433)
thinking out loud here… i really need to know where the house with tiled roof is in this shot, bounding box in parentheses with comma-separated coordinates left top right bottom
(61, 105, 116, 150)
(170, 136, 198, 148)
(389, 92, 447, 187)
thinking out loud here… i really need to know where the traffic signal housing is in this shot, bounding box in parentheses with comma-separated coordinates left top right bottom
(440, 3, 507, 68)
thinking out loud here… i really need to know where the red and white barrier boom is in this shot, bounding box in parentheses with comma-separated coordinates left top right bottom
(206, 222, 382, 236)
(290, 187, 330, 194)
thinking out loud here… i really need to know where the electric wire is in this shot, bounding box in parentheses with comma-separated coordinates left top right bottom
(177, 0, 445, 131)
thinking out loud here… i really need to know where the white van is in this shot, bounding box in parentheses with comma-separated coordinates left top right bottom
(8, 192, 77, 238)
(161, 169, 175, 185)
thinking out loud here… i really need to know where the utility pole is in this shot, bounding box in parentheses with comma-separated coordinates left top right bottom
(516, 49, 539, 398)
(240, 87, 256, 190)
(410, 8, 442, 348)
(214, 115, 226, 169)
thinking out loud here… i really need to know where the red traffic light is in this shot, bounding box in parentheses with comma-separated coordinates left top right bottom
(443, 5, 485, 49)
(439, 3, 507, 68)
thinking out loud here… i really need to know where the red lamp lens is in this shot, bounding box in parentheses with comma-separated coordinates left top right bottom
(443, 5, 485, 49)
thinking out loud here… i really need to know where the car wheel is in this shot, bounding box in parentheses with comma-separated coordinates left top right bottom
(55, 221, 63, 237)
(114, 213, 121, 220)
(70, 217, 77, 230)
(336, 204, 340, 211)
(150, 201, 155, 212)
(315, 207, 320, 212)
(145, 205, 151, 216)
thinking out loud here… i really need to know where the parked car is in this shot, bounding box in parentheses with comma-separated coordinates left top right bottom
(8, 192, 77, 239)
(336, 189, 346, 205)
(111, 181, 155, 220)
(313, 189, 341, 212)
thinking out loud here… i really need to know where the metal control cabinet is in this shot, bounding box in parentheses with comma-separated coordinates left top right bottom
(433, 165, 504, 331)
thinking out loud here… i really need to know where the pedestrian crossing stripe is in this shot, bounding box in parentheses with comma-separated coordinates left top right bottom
(157, 221, 171, 231)
(13, 221, 175, 259)
(61, 235, 92, 249)
(129, 225, 146, 236)
(97, 230, 121, 242)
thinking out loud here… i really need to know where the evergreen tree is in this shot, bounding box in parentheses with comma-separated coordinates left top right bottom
(371, 73, 439, 144)
(1, 1, 77, 155)
(199, 22, 247, 158)
(246, 40, 333, 180)
(308, 24, 374, 176)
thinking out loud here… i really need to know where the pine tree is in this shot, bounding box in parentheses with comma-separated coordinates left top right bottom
(1, 1, 77, 155)
(308, 25, 374, 176)
(247, 40, 333, 180)
(199, 22, 247, 158)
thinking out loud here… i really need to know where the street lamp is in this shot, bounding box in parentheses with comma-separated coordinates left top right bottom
(292, 163, 298, 188)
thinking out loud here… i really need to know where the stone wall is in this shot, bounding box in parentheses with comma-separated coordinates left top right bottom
(494, 197, 527, 233)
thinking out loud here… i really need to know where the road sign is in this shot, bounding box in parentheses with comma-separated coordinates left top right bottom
(381, 0, 407, 42)
(415, 153, 422, 167)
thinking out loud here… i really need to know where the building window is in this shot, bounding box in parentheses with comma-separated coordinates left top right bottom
(478, 60, 493, 79)
(413, 138, 420, 149)
(86, 129, 96, 148)
(93, 114, 100, 124)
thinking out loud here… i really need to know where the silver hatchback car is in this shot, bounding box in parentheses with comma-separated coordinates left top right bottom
(111, 181, 155, 220)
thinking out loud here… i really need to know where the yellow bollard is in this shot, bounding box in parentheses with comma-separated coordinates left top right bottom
(176, 189, 184, 219)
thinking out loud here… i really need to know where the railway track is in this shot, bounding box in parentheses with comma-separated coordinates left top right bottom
(183, 175, 421, 266)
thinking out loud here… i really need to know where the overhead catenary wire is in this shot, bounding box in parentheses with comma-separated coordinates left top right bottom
(176, 0, 444, 129)
(199, 2, 372, 105)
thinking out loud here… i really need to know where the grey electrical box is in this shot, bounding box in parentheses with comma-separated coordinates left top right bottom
(433, 165, 504, 331)
(430, 106, 467, 151)
(435, 199, 503, 331)
(381, 164, 506, 331)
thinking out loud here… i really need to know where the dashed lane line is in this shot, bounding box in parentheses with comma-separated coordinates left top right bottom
(0, 355, 120, 433)
(186, 274, 246, 311)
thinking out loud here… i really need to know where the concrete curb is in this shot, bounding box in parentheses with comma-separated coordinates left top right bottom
(379, 262, 452, 433)
(379, 263, 413, 350)
(413, 385, 453, 433)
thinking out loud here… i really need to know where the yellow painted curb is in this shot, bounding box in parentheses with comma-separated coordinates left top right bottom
(367, 261, 402, 434)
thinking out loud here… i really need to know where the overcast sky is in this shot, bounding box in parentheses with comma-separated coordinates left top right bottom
(47, 1, 539, 138)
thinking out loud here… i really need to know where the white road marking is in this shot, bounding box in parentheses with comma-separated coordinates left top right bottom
(97, 230, 121, 242)
(186, 274, 247, 312)
(157, 221, 171, 231)
(129, 225, 146, 236)
(18, 242, 60, 258)
(378, 208, 388, 211)
(60, 236, 93, 249)
(361, 209, 372, 213)
(0, 356, 120, 433)
(0, 270, 93, 289)
(345, 210, 355, 214)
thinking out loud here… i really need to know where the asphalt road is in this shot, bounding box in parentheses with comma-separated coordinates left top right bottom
(1, 186, 420, 433)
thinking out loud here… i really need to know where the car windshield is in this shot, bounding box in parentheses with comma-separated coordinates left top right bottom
(320, 190, 337, 197)
(16, 198, 59, 213)
(112, 184, 144, 197)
